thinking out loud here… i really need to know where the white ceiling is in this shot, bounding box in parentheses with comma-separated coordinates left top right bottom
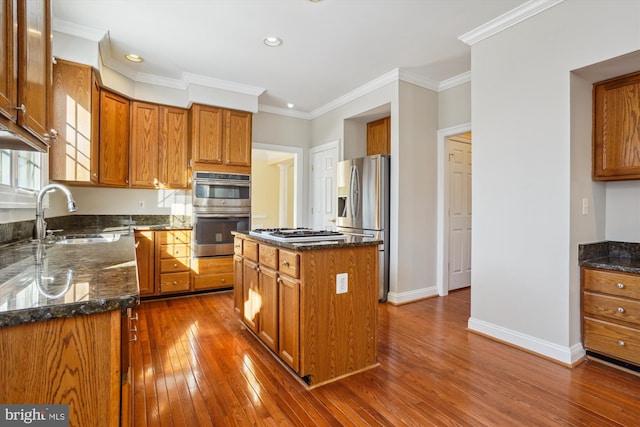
(51, 0, 526, 116)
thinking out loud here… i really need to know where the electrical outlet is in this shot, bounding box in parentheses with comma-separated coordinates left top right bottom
(138, 200, 145, 209)
(336, 273, 348, 294)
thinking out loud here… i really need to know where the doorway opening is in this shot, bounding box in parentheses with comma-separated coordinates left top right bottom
(251, 143, 303, 229)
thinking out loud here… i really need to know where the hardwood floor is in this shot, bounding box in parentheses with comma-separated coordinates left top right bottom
(133, 289, 640, 426)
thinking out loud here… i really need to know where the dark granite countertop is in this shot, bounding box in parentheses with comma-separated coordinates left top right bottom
(0, 232, 139, 327)
(579, 241, 640, 274)
(232, 230, 381, 250)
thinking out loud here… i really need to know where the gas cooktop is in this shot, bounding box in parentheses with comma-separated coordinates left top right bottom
(249, 228, 346, 242)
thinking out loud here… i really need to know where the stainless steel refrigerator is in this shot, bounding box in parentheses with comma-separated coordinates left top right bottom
(336, 154, 390, 301)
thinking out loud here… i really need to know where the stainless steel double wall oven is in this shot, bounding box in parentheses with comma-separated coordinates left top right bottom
(192, 172, 251, 257)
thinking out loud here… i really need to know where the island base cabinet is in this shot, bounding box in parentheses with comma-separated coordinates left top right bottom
(0, 310, 123, 426)
(279, 275, 300, 371)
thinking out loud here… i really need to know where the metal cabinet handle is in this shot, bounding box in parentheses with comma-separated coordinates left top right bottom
(173, 263, 178, 268)
(14, 104, 25, 114)
(276, 276, 281, 283)
(282, 260, 290, 267)
(617, 283, 625, 289)
(617, 307, 625, 313)
(618, 340, 625, 346)
(173, 281, 177, 285)
(130, 326, 137, 333)
(130, 313, 139, 321)
(221, 278, 226, 283)
(130, 335, 138, 343)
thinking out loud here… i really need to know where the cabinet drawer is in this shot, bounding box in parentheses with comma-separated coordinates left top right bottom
(279, 249, 300, 278)
(234, 238, 243, 255)
(191, 256, 233, 275)
(584, 318, 640, 365)
(193, 273, 233, 290)
(159, 272, 191, 293)
(158, 230, 191, 245)
(583, 268, 640, 299)
(584, 292, 640, 326)
(160, 244, 190, 259)
(160, 257, 190, 273)
(244, 240, 258, 262)
(259, 244, 278, 269)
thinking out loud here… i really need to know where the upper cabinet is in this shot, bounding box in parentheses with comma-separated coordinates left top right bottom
(367, 116, 390, 156)
(191, 104, 252, 173)
(0, 0, 52, 150)
(99, 90, 130, 187)
(593, 70, 640, 180)
(130, 101, 188, 189)
(50, 59, 99, 183)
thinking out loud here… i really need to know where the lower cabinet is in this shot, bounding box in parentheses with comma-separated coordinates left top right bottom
(234, 235, 378, 386)
(0, 309, 136, 426)
(582, 267, 640, 368)
(134, 229, 234, 298)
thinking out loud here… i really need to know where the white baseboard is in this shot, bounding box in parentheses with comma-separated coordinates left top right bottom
(387, 286, 438, 305)
(468, 317, 586, 365)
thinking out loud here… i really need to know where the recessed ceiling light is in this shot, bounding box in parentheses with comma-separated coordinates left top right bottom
(263, 36, 282, 47)
(125, 53, 143, 63)
(287, 103, 294, 109)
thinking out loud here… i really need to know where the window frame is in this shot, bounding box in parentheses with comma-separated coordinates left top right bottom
(0, 149, 47, 209)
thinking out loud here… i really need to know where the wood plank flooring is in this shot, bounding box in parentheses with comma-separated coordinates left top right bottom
(133, 289, 640, 426)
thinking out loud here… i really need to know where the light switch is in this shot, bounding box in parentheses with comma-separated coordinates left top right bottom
(336, 273, 348, 294)
(582, 198, 589, 215)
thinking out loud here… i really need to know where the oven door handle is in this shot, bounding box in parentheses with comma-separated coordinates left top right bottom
(194, 213, 250, 218)
(194, 180, 250, 187)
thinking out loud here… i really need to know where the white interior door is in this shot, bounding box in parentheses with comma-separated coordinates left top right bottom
(311, 143, 338, 230)
(448, 136, 472, 290)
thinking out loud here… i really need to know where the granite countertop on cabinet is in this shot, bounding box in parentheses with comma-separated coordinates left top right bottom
(232, 230, 382, 250)
(579, 241, 640, 274)
(0, 233, 139, 327)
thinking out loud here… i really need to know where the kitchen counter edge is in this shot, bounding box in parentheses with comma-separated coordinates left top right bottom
(579, 240, 640, 274)
(232, 230, 381, 250)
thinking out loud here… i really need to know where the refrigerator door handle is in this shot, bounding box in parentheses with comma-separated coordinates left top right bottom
(350, 164, 360, 219)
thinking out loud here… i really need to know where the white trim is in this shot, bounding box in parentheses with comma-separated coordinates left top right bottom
(436, 123, 472, 297)
(387, 286, 438, 305)
(51, 17, 107, 42)
(398, 69, 439, 92)
(468, 317, 586, 365)
(252, 143, 304, 228)
(459, 0, 565, 46)
(439, 71, 471, 92)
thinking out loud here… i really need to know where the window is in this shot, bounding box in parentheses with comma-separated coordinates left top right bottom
(0, 148, 44, 208)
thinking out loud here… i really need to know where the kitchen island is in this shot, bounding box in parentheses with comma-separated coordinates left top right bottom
(232, 230, 381, 387)
(0, 233, 139, 427)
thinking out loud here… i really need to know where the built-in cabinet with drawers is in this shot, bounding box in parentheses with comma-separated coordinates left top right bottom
(135, 229, 234, 298)
(233, 234, 378, 386)
(581, 267, 640, 368)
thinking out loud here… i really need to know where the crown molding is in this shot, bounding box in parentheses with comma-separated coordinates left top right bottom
(398, 69, 440, 92)
(459, 0, 565, 46)
(258, 104, 313, 120)
(52, 17, 106, 42)
(439, 71, 471, 91)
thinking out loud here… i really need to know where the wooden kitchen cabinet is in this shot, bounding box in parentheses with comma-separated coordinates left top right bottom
(121, 307, 138, 427)
(582, 267, 640, 368)
(367, 116, 390, 156)
(190, 103, 252, 173)
(234, 234, 377, 385)
(99, 89, 130, 186)
(191, 256, 234, 290)
(233, 253, 244, 316)
(0, 0, 51, 150)
(156, 229, 191, 295)
(130, 101, 189, 189)
(0, 309, 129, 426)
(593, 70, 640, 180)
(134, 230, 155, 296)
(50, 59, 100, 183)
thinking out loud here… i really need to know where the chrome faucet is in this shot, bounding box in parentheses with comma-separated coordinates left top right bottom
(34, 183, 78, 240)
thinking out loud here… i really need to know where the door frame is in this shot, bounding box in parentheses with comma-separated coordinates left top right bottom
(436, 123, 472, 297)
(309, 139, 341, 229)
(252, 142, 304, 227)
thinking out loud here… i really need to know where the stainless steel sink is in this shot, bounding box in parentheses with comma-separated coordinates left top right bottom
(55, 233, 121, 245)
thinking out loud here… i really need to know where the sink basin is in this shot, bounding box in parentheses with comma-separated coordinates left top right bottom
(55, 233, 121, 245)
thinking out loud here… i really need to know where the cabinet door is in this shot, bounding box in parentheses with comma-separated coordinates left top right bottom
(242, 258, 259, 332)
(50, 59, 95, 182)
(279, 275, 299, 372)
(0, 0, 17, 121)
(593, 71, 640, 180)
(366, 116, 390, 156)
(90, 75, 100, 183)
(159, 106, 188, 188)
(233, 254, 243, 317)
(258, 267, 278, 352)
(224, 108, 251, 167)
(99, 90, 130, 186)
(134, 230, 155, 295)
(130, 101, 159, 188)
(17, 0, 50, 142)
(191, 103, 223, 164)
